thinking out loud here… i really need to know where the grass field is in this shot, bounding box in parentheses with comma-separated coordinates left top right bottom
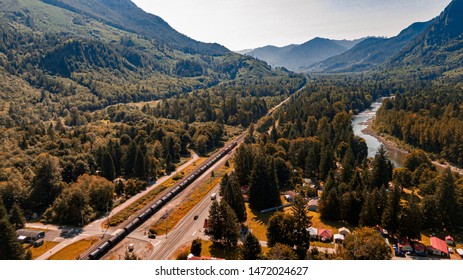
(49, 238, 99, 260)
(23, 241, 60, 259)
(150, 164, 232, 234)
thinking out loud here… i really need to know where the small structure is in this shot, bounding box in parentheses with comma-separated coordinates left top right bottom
(456, 248, 463, 257)
(33, 239, 44, 248)
(398, 237, 413, 253)
(318, 229, 333, 242)
(334, 234, 344, 244)
(445, 236, 455, 246)
(16, 229, 45, 243)
(307, 227, 318, 240)
(338, 227, 351, 236)
(413, 243, 426, 256)
(307, 198, 319, 212)
(428, 237, 449, 257)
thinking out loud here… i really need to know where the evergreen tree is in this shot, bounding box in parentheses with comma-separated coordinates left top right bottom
(240, 232, 262, 260)
(29, 154, 63, 211)
(381, 186, 402, 234)
(0, 200, 6, 219)
(133, 146, 145, 178)
(370, 145, 393, 189)
(9, 203, 25, 230)
(291, 196, 311, 258)
(359, 191, 379, 227)
(220, 200, 240, 249)
(319, 144, 335, 180)
(220, 173, 247, 223)
(101, 150, 116, 181)
(165, 153, 174, 174)
(123, 141, 137, 175)
(0, 218, 27, 260)
(233, 144, 254, 187)
(248, 152, 281, 211)
(207, 201, 223, 243)
(435, 169, 461, 227)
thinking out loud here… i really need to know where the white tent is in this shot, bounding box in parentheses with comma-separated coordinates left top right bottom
(338, 227, 351, 236)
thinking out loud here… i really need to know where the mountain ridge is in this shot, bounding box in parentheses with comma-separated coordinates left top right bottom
(245, 37, 364, 71)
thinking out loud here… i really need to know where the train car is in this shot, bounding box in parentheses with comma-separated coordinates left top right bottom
(98, 242, 110, 253)
(108, 229, 126, 245)
(89, 249, 101, 260)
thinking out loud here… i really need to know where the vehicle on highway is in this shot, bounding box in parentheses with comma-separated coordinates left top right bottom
(211, 193, 216, 200)
(194, 215, 199, 220)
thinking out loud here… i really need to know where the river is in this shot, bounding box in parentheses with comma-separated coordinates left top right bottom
(352, 100, 405, 168)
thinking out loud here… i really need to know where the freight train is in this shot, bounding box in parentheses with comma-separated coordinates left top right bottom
(88, 141, 238, 259)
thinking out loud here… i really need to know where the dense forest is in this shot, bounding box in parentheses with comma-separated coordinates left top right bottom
(375, 83, 463, 166)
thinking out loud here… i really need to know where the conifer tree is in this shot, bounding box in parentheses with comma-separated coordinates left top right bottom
(240, 232, 262, 260)
(190, 238, 202, 256)
(381, 186, 402, 234)
(9, 203, 25, 230)
(133, 146, 145, 178)
(123, 141, 137, 175)
(220, 173, 247, 223)
(101, 150, 115, 181)
(249, 152, 281, 211)
(0, 217, 27, 260)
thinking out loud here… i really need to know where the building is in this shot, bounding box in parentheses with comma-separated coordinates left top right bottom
(334, 234, 344, 244)
(428, 237, 449, 257)
(338, 227, 351, 236)
(307, 227, 318, 240)
(16, 229, 45, 243)
(445, 235, 455, 246)
(318, 229, 333, 242)
(398, 237, 413, 252)
(307, 198, 319, 212)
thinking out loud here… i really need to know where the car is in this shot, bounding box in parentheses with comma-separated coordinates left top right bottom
(148, 234, 157, 239)
(194, 215, 199, 220)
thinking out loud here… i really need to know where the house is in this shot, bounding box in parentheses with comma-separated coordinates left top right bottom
(445, 235, 455, 246)
(413, 243, 426, 256)
(428, 237, 449, 257)
(398, 237, 413, 252)
(307, 198, 319, 212)
(318, 229, 333, 242)
(334, 234, 344, 244)
(16, 229, 45, 243)
(338, 227, 351, 236)
(307, 227, 318, 240)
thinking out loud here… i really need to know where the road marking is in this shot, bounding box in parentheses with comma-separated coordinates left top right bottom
(192, 231, 196, 236)
(153, 240, 162, 247)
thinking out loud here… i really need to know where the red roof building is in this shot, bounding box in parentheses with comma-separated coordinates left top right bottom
(318, 229, 333, 242)
(429, 237, 449, 256)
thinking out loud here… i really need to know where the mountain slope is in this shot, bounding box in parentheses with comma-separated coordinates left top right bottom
(308, 21, 431, 73)
(41, 0, 228, 55)
(389, 0, 463, 72)
(246, 37, 362, 71)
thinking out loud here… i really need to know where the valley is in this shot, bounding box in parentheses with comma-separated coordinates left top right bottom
(1, 0, 463, 263)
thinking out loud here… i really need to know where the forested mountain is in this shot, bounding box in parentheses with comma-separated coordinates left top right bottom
(245, 38, 363, 72)
(308, 21, 431, 73)
(0, 0, 305, 240)
(41, 0, 228, 55)
(389, 0, 463, 74)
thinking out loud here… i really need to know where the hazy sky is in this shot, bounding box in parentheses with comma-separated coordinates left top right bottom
(132, 0, 451, 51)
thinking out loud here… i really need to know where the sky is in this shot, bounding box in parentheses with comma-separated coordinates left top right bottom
(132, 0, 451, 51)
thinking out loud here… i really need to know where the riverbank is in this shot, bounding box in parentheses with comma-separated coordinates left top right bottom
(362, 117, 463, 175)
